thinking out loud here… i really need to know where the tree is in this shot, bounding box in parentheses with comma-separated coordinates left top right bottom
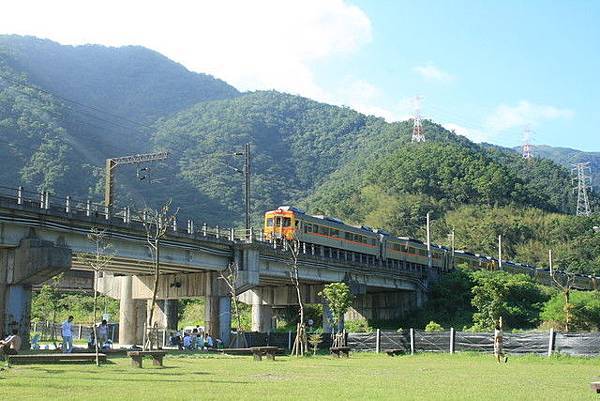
(284, 237, 307, 356)
(470, 270, 547, 330)
(77, 227, 114, 366)
(549, 250, 576, 332)
(32, 274, 63, 346)
(541, 290, 600, 331)
(218, 261, 248, 347)
(319, 282, 354, 347)
(140, 200, 179, 350)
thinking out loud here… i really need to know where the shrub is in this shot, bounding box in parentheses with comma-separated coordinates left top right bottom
(425, 321, 444, 332)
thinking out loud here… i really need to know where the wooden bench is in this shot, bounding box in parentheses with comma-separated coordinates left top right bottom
(591, 382, 600, 393)
(127, 350, 167, 368)
(385, 349, 405, 356)
(330, 346, 351, 358)
(250, 346, 278, 361)
(7, 353, 107, 365)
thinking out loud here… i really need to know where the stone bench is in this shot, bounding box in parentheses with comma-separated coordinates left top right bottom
(250, 346, 279, 361)
(7, 353, 107, 365)
(330, 346, 351, 358)
(385, 349, 405, 356)
(127, 350, 167, 368)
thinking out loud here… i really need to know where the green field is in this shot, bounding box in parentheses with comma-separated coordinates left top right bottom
(1, 352, 598, 400)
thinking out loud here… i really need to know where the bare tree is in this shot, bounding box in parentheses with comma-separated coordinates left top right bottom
(549, 249, 576, 332)
(284, 237, 307, 356)
(218, 261, 248, 347)
(77, 227, 114, 366)
(140, 200, 179, 350)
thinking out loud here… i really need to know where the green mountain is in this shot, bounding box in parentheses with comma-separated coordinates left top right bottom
(513, 144, 600, 191)
(0, 35, 238, 198)
(1, 35, 598, 273)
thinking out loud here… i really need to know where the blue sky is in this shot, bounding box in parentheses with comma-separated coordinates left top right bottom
(1, 0, 598, 151)
(315, 0, 600, 151)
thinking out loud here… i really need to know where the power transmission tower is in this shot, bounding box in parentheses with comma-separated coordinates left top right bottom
(572, 162, 592, 216)
(411, 96, 426, 142)
(522, 127, 533, 159)
(104, 151, 169, 209)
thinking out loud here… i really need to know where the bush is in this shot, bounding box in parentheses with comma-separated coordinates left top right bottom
(540, 290, 600, 331)
(425, 321, 444, 332)
(345, 319, 373, 333)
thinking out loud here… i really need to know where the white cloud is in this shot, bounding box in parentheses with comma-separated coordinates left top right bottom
(485, 101, 574, 132)
(0, 0, 372, 101)
(413, 64, 455, 82)
(442, 123, 490, 143)
(331, 79, 397, 121)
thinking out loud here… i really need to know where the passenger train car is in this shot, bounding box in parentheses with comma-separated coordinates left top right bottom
(263, 206, 600, 290)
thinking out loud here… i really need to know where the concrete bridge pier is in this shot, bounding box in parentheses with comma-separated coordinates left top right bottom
(205, 272, 231, 345)
(248, 290, 273, 333)
(118, 275, 146, 346)
(0, 235, 71, 348)
(345, 290, 420, 323)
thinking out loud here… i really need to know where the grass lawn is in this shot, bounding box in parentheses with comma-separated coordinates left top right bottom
(1, 352, 599, 400)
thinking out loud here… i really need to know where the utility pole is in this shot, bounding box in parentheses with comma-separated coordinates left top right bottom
(572, 162, 592, 217)
(104, 151, 168, 209)
(498, 234, 502, 269)
(244, 143, 251, 232)
(411, 96, 426, 143)
(426, 211, 432, 269)
(447, 229, 455, 270)
(549, 249, 553, 275)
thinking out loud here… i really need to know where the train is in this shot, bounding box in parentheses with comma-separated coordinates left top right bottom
(263, 206, 598, 290)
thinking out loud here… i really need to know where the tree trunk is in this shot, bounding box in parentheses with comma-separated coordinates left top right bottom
(564, 289, 571, 333)
(93, 271, 100, 366)
(146, 241, 160, 350)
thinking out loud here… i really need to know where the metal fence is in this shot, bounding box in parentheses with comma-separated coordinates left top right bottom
(335, 329, 600, 357)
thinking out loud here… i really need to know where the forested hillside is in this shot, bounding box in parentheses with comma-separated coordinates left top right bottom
(513, 144, 600, 191)
(0, 35, 598, 274)
(0, 35, 238, 199)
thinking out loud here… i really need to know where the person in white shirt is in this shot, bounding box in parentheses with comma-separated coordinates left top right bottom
(0, 329, 22, 357)
(62, 316, 74, 353)
(494, 321, 507, 363)
(97, 320, 109, 348)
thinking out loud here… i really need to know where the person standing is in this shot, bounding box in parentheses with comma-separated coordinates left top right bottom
(97, 320, 109, 349)
(494, 320, 508, 363)
(62, 316, 74, 353)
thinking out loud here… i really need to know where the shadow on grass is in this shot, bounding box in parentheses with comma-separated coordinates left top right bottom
(75, 376, 250, 384)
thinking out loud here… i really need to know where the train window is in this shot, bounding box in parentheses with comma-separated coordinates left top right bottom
(275, 217, 282, 226)
(283, 217, 291, 227)
(392, 244, 400, 251)
(331, 229, 339, 237)
(345, 232, 352, 240)
(408, 247, 415, 254)
(306, 224, 312, 233)
(371, 239, 376, 246)
(267, 218, 274, 227)
(295, 220, 299, 227)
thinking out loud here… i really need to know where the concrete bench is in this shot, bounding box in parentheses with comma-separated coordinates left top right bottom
(7, 353, 107, 365)
(250, 346, 278, 361)
(385, 349, 405, 356)
(330, 346, 351, 358)
(127, 350, 167, 368)
(591, 382, 600, 393)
